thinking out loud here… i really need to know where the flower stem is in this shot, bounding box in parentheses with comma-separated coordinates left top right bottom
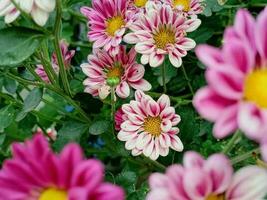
(231, 148, 260, 165)
(161, 62, 167, 93)
(141, 155, 166, 171)
(181, 64, 194, 96)
(222, 130, 242, 154)
(53, 0, 72, 97)
(110, 87, 116, 137)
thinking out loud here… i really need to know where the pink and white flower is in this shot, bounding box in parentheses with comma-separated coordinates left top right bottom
(126, 0, 161, 20)
(193, 8, 267, 140)
(81, 0, 131, 55)
(0, 0, 56, 26)
(81, 46, 151, 99)
(117, 90, 183, 160)
(0, 134, 125, 200)
(124, 5, 201, 68)
(165, 0, 204, 17)
(36, 41, 75, 83)
(147, 151, 267, 200)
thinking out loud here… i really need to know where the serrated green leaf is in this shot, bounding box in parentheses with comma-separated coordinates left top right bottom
(0, 27, 45, 67)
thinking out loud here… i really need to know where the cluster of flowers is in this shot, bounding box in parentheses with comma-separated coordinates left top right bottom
(0, 0, 55, 26)
(80, 0, 203, 160)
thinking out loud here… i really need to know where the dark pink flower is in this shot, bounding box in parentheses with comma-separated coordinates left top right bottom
(81, 46, 151, 99)
(81, 0, 131, 55)
(35, 41, 75, 83)
(0, 134, 124, 200)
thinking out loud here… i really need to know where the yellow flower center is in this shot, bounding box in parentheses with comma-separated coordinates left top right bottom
(173, 0, 190, 11)
(134, 0, 148, 7)
(243, 68, 267, 108)
(39, 188, 68, 200)
(206, 194, 225, 200)
(143, 116, 162, 137)
(106, 15, 125, 36)
(106, 63, 124, 79)
(153, 26, 176, 49)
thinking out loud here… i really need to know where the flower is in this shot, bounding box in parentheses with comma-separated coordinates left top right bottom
(0, 0, 56, 26)
(35, 41, 75, 83)
(126, 0, 161, 20)
(117, 90, 183, 160)
(193, 8, 267, 140)
(147, 151, 267, 200)
(81, 0, 131, 55)
(115, 108, 125, 131)
(0, 134, 125, 200)
(165, 0, 203, 17)
(81, 46, 151, 99)
(35, 127, 58, 141)
(124, 5, 201, 68)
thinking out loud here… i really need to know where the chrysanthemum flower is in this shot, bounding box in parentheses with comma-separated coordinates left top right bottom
(0, 134, 124, 200)
(81, 0, 131, 55)
(126, 0, 161, 20)
(165, 0, 203, 16)
(36, 41, 75, 83)
(193, 8, 267, 140)
(81, 46, 151, 99)
(117, 90, 183, 160)
(0, 0, 55, 26)
(124, 5, 201, 68)
(115, 108, 125, 131)
(147, 151, 267, 200)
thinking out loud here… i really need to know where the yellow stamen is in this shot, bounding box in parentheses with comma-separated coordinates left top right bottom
(243, 68, 267, 108)
(143, 116, 162, 137)
(106, 15, 125, 36)
(206, 194, 225, 200)
(39, 188, 67, 200)
(106, 63, 124, 79)
(173, 0, 190, 12)
(153, 26, 176, 50)
(134, 0, 148, 7)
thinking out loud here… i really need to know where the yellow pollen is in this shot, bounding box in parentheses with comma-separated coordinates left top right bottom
(143, 116, 162, 137)
(173, 0, 190, 12)
(134, 0, 148, 7)
(106, 15, 125, 36)
(243, 68, 267, 108)
(153, 26, 176, 49)
(206, 194, 225, 200)
(106, 64, 124, 79)
(39, 188, 68, 200)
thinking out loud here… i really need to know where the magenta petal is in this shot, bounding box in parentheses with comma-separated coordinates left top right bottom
(193, 87, 235, 122)
(93, 183, 125, 200)
(183, 151, 204, 168)
(213, 104, 238, 139)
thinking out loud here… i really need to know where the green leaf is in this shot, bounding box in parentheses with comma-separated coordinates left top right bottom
(3, 77, 17, 94)
(89, 120, 109, 135)
(23, 88, 43, 112)
(0, 105, 16, 132)
(53, 121, 89, 151)
(16, 88, 43, 121)
(0, 27, 45, 67)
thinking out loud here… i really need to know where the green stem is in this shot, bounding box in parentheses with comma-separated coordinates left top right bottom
(231, 148, 260, 165)
(181, 65, 194, 96)
(222, 130, 242, 154)
(161, 62, 167, 93)
(141, 155, 166, 171)
(3, 72, 90, 123)
(110, 87, 116, 137)
(25, 63, 43, 82)
(53, 0, 72, 97)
